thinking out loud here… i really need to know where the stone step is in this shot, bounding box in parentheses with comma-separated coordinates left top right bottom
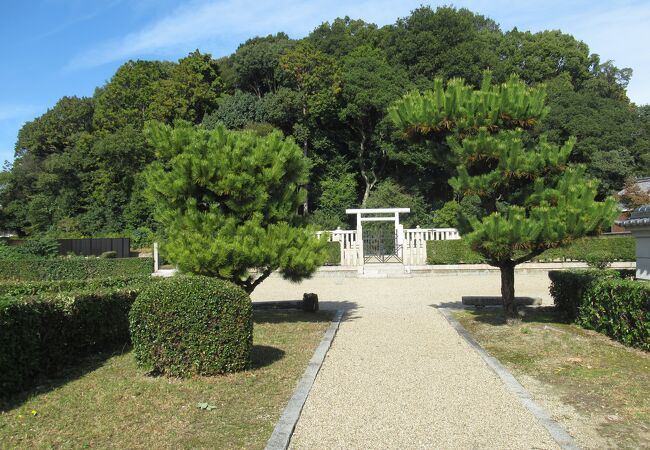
(360, 264, 412, 278)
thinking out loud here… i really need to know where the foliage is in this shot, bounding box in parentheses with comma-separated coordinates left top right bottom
(203, 90, 261, 129)
(144, 121, 328, 293)
(548, 269, 622, 320)
(427, 236, 635, 265)
(232, 33, 292, 97)
(17, 236, 60, 257)
(311, 163, 357, 229)
(426, 239, 486, 265)
(384, 6, 500, 86)
(324, 241, 341, 265)
(2, 5, 648, 238)
(0, 257, 153, 281)
(578, 277, 649, 351)
(431, 195, 482, 232)
(548, 270, 649, 350)
(0, 275, 154, 297)
(364, 179, 431, 227)
(617, 176, 650, 210)
(393, 71, 618, 317)
(339, 46, 409, 204)
(0, 287, 144, 394)
(129, 276, 253, 377)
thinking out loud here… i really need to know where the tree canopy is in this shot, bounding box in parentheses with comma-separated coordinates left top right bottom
(144, 121, 327, 292)
(391, 72, 618, 317)
(0, 5, 647, 238)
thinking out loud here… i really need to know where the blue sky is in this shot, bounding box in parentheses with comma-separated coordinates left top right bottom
(1, 0, 649, 164)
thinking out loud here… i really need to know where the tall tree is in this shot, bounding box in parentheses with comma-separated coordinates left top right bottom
(232, 33, 292, 98)
(383, 6, 500, 87)
(309, 17, 382, 58)
(391, 73, 617, 318)
(144, 121, 328, 293)
(280, 40, 341, 212)
(148, 50, 223, 123)
(93, 60, 172, 131)
(339, 45, 409, 204)
(494, 29, 592, 85)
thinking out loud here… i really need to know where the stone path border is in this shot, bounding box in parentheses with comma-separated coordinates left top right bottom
(265, 309, 345, 450)
(438, 307, 581, 450)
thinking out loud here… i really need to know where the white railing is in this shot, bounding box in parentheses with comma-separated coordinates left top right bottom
(317, 227, 460, 266)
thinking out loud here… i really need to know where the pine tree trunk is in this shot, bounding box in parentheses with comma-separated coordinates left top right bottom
(500, 263, 518, 319)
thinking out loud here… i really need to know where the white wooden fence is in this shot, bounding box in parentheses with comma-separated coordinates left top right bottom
(317, 227, 460, 266)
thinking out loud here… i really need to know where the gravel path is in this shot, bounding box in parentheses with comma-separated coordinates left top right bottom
(253, 272, 562, 449)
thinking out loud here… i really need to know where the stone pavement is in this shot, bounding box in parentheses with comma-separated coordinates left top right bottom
(252, 272, 563, 449)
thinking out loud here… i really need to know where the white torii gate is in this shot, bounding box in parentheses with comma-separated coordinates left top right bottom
(346, 208, 410, 264)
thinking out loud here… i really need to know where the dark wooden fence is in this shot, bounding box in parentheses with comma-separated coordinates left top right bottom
(57, 238, 131, 258)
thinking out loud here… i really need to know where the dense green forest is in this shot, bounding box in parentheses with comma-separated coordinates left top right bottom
(0, 6, 648, 240)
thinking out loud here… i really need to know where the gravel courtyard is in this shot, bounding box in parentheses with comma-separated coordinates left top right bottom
(252, 271, 562, 449)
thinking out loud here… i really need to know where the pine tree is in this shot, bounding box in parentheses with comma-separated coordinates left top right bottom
(144, 121, 328, 293)
(390, 73, 617, 318)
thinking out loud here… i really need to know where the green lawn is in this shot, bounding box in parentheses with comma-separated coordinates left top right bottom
(454, 307, 650, 449)
(0, 310, 332, 449)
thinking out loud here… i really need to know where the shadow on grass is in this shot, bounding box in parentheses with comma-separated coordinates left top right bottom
(251, 345, 285, 369)
(0, 346, 128, 413)
(443, 305, 571, 327)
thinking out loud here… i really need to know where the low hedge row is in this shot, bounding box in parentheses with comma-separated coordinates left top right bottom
(130, 276, 253, 377)
(549, 270, 649, 350)
(1, 287, 143, 394)
(426, 236, 635, 265)
(0, 257, 153, 281)
(324, 241, 341, 265)
(0, 275, 153, 297)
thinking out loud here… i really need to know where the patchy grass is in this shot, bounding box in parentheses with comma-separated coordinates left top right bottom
(453, 307, 650, 449)
(0, 310, 332, 449)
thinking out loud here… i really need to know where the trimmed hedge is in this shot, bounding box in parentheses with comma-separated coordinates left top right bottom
(426, 236, 635, 265)
(579, 278, 650, 350)
(548, 270, 649, 350)
(426, 240, 486, 264)
(0, 275, 153, 297)
(130, 276, 253, 377)
(549, 270, 622, 320)
(324, 241, 341, 265)
(0, 287, 143, 394)
(0, 257, 153, 281)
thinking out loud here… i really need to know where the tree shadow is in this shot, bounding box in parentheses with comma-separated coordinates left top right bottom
(250, 345, 285, 369)
(253, 300, 360, 324)
(0, 346, 128, 413)
(437, 304, 570, 327)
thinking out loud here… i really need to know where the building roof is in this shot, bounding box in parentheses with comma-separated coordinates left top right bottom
(616, 204, 650, 228)
(617, 176, 650, 196)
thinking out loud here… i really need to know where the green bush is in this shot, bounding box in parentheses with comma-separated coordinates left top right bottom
(548, 270, 621, 320)
(18, 236, 61, 258)
(100, 251, 117, 259)
(0, 257, 153, 281)
(0, 275, 153, 297)
(324, 241, 341, 265)
(427, 237, 635, 265)
(534, 237, 634, 263)
(0, 287, 143, 394)
(579, 278, 650, 350)
(426, 240, 485, 264)
(548, 270, 649, 350)
(129, 276, 253, 377)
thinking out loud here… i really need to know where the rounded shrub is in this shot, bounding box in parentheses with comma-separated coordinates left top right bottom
(129, 276, 253, 377)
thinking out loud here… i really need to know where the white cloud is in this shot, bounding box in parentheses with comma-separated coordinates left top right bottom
(66, 0, 422, 69)
(66, 0, 650, 103)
